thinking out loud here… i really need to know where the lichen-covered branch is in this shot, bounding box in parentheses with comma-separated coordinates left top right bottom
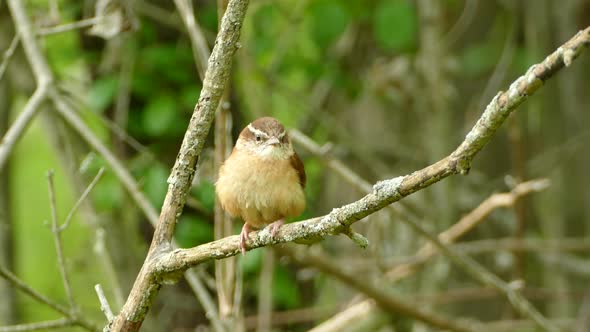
(158, 24, 589, 327)
(109, 0, 250, 330)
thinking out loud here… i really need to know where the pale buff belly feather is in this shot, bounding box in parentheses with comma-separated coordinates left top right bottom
(216, 152, 305, 228)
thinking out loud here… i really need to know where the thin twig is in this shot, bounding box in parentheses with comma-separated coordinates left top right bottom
(386, 178, 551, 281)
(244, 306, 336, 329)
(278, 245, 481, 332)
(0, 264, 70, 317)
(453, 237, 590, 255)
(93, 228, 125, 309)
(60, 168, 105, 232)
(46, 171, 76, 309)
(0, 264, 100, 331)
(174, 0, 210, 80)
(0, 85, 48, 173)
(94, 284, 114, 322)
(37, 17, 104, 36)
(0, 34, 19, 81)
(0, 318, 74, 332)
(183, 271, 227, 332)
(50, 92, 159, 226)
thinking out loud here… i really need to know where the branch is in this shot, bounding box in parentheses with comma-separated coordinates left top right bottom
(164, 25, 588, 256)
(386, 178, 551, 281)
(95, 284, 114, 323)
(46, 171, 76, 309)
(278, 245, 481, 332)
(173, 0, 210, 80)
(0, 85, 48, 173)
(310, 179, 551, 332)
(0, 264, 99, 332)
(0, 34, 19, 81)
(0, 318, 74, 332)
(110, 0, 250, 330)
(158, 26, 590, 330)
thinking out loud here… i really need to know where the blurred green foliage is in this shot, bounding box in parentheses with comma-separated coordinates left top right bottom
(373, 0, 417, 52)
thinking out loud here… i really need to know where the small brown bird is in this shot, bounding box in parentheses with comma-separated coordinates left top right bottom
(216, 117, 306, 254)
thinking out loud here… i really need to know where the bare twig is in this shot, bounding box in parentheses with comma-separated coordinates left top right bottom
(183, 271, 227, 332)
(37, 17, 104, 36)
(307, 301, 374, 332)
(94, 228, 124, 309)
(46, 171, 76, 309)
(0, 264, 100, 331)
(0, 318, 74, 332)
(0, 34, 19, 81)
(1, 0, 54, 174)
(174, 0, 210, 80)
(453, 237, 590, 255)
(386, 178, 551, 281)
(51, 93, 159, 225)
(60, 167, 105, 232)
(0, 265, 69, 318)
(95, 284, 115, 322)
(244, 306, 336, 329)
(278, 245, 481, 332)
(0, 85, 48, 173)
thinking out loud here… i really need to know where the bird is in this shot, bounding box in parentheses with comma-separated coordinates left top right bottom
(216, 117, 306, 255)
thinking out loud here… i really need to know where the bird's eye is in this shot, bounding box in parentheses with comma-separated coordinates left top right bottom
(255, 135, 262, 142)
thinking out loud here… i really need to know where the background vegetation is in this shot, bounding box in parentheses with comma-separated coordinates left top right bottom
(1, 0, 589, 331)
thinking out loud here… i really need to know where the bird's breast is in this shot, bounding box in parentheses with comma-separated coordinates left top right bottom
(216, 151, 305, 227)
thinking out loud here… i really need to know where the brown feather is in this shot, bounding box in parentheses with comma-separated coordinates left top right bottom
(290, 152, 306, 188)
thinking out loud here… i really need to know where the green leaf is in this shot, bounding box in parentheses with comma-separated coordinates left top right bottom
(88, 75, 119, 113)
(175, 215, 214, 247)
(309, 0, 350, 48)
(141, 94, 178, 137)
(373, 0, 417, 52)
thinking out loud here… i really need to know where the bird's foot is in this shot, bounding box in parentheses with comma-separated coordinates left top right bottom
(240, 223, 252, 255)
(269, 218, 285, 238)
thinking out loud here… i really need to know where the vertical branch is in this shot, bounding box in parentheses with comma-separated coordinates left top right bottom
(0, 28, 16, 321)
(46, 171, 76, 309)
(213, 0, 238, 325)
(173, 0, 210, 80)
(111, 1, 250, 329)
(95, 284, 115, 323)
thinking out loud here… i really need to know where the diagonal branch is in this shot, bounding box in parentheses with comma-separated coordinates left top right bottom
(160, 25, 590, 331)
(0, 318, 74, 332)
(0, 264, 100, 332)
(167, 26, 590, 265)
(278, 245, 481, 332)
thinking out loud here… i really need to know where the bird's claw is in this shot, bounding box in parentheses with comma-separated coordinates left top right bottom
(240, 223, 251, 255)
(269, 219, 285, 238)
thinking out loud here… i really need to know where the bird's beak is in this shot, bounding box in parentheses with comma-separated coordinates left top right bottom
(267, 137, 280, 146)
